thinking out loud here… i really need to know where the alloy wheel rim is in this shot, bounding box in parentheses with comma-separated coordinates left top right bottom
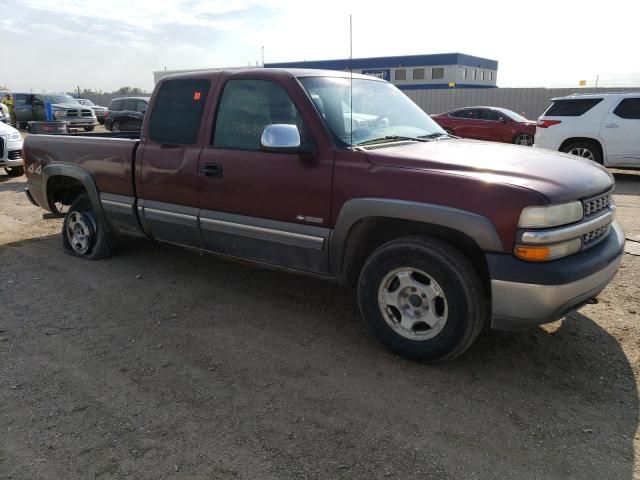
(66, 211, 94, 254)
(515, 134, 533, 146)
(568, 147, 595, 161)
(377, 267, 449, 341)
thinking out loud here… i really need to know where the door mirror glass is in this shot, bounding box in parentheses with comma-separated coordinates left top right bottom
(260, 124, 302, 152)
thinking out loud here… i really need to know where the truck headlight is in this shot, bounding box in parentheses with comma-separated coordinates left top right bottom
(9, 131, 21, 141)
(518, 201, 583, 228)
(53, 110, 65, 118)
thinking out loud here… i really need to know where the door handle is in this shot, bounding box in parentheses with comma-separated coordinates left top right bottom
(201, 163, 223, 179)
(604, 123, 619, 128)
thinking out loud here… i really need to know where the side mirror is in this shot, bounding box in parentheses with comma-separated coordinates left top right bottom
(260, 124, 312, 154)
(499, 117, 508, 124)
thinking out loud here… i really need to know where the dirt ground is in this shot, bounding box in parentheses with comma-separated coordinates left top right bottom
(1, 169, 639, 480)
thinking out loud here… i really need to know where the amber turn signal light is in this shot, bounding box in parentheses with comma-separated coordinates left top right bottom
(514, 245, 551, 261)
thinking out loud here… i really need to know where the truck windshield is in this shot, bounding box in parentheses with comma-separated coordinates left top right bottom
(44, 95, 79, 105)
(299, 76, 446, 147)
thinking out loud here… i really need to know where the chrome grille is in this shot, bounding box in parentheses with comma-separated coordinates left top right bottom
(583, 192, 613, 216)
(583, 224, 610, 246)
(66, 109, 79, 117)
(81, 109, 93, 117)
(8, 150, 22, 160)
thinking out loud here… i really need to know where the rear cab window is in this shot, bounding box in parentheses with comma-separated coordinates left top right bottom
(543, 98, 602, 116)
(149, 79, 210, 145)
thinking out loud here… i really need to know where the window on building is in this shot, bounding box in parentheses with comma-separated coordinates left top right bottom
(212, 79, 305, 151)
(472, 70, 477, 80)
(613, 98, 640, 119)
(149, 78, 210, 144)
(490, 71, 493, 81)
(432, 68, 444, 80)
(461, 68, 467, 80)
(395, 69, 407, 81)
(481, 71, 486, 81)
(413, 68, 425, 80)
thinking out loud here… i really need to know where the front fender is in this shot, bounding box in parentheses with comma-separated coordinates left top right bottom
(328, 198, 504, 276)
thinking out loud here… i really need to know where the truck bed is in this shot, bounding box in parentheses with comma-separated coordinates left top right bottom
(24, 133, 140, 198)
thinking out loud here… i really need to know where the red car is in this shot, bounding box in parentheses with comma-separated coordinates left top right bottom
(432, 106, 536, 146)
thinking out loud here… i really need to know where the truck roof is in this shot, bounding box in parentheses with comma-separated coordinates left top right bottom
(159, 68, 387, 83)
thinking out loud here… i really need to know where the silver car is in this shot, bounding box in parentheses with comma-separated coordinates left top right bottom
(0, 121, 24, 176)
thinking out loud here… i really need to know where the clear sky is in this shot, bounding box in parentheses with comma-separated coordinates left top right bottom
(1, 0, 638, 93)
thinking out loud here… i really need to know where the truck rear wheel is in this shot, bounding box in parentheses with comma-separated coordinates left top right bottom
(358, 236, 486, 362)
(62, 194, 114, 260)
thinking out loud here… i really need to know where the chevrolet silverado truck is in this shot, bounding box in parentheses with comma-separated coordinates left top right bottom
(23, 69, 625, 362)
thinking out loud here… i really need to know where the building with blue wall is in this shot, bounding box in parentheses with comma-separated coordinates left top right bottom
(265, 53, 498, 90)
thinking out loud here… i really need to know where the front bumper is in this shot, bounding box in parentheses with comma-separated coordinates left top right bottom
(0, 155, 23, 168)
(61, 118, 98, 128)
(489, 221, 625, 330)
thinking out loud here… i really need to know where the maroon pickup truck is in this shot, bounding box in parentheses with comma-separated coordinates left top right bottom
(23, 69, 624, 362)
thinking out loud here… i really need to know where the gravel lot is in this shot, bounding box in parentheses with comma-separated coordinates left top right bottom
(1, 168, 639, 479)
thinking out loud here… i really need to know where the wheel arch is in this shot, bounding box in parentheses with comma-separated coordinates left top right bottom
(43, 164, 106, 222)
(330, 199, 503, 291)
(559, 137, 605, 163)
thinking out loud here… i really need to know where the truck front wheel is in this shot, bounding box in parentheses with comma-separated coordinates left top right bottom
(62, 194, 114, 259)
(358, 236, 486, 362)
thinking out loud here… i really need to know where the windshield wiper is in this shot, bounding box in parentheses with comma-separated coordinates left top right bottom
(355, 135, 430, 146)
(419, 132, 452, 139)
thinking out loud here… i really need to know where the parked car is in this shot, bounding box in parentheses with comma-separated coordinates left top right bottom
(431, 107, 536, 146)
(77, 99, 108, 124)
(105, 96, 149, 132)
(0, 103, 9, 124)
(1, 121, 24, 176)
(534, 92, 640, 167)
(23, 69, 623, 362)
(12, 93, 98, 131)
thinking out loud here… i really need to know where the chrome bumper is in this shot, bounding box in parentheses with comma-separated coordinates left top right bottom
(491, 222, 624, 330)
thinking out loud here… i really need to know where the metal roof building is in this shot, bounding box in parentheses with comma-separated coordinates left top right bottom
(265, 53, 498, 90)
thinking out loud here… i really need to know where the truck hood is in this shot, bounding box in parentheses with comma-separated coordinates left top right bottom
(363, 139, 613, 203)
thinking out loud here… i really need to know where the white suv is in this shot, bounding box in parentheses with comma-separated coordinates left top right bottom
(534, 92, 640, 167)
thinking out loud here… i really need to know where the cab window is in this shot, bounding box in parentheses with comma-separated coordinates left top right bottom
(149, 79, 210, 145)
(212, 79, 305, 151)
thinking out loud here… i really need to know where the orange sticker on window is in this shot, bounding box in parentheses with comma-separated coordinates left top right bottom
(193, 91, 202, 101)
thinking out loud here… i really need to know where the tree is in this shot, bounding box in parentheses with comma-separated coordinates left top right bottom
(114, 86, 146, 95)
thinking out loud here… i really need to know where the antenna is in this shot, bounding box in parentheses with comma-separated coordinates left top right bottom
(349, 14, 353, 148)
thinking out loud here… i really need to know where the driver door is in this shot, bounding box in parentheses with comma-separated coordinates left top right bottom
(197, 77, 334, 274)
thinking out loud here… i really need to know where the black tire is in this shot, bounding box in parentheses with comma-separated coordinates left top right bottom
(5, 166, 24, 177)
(561, 141, 602, 164)
(84, 126, 95, 132)
(62, 194, 114, 260)
(358, 236, 487, 362)
(513, 132, 534, 146)
(112, 121, 120, 132)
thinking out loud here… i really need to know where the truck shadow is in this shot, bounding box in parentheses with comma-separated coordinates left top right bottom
(1, 234, 637, 479)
